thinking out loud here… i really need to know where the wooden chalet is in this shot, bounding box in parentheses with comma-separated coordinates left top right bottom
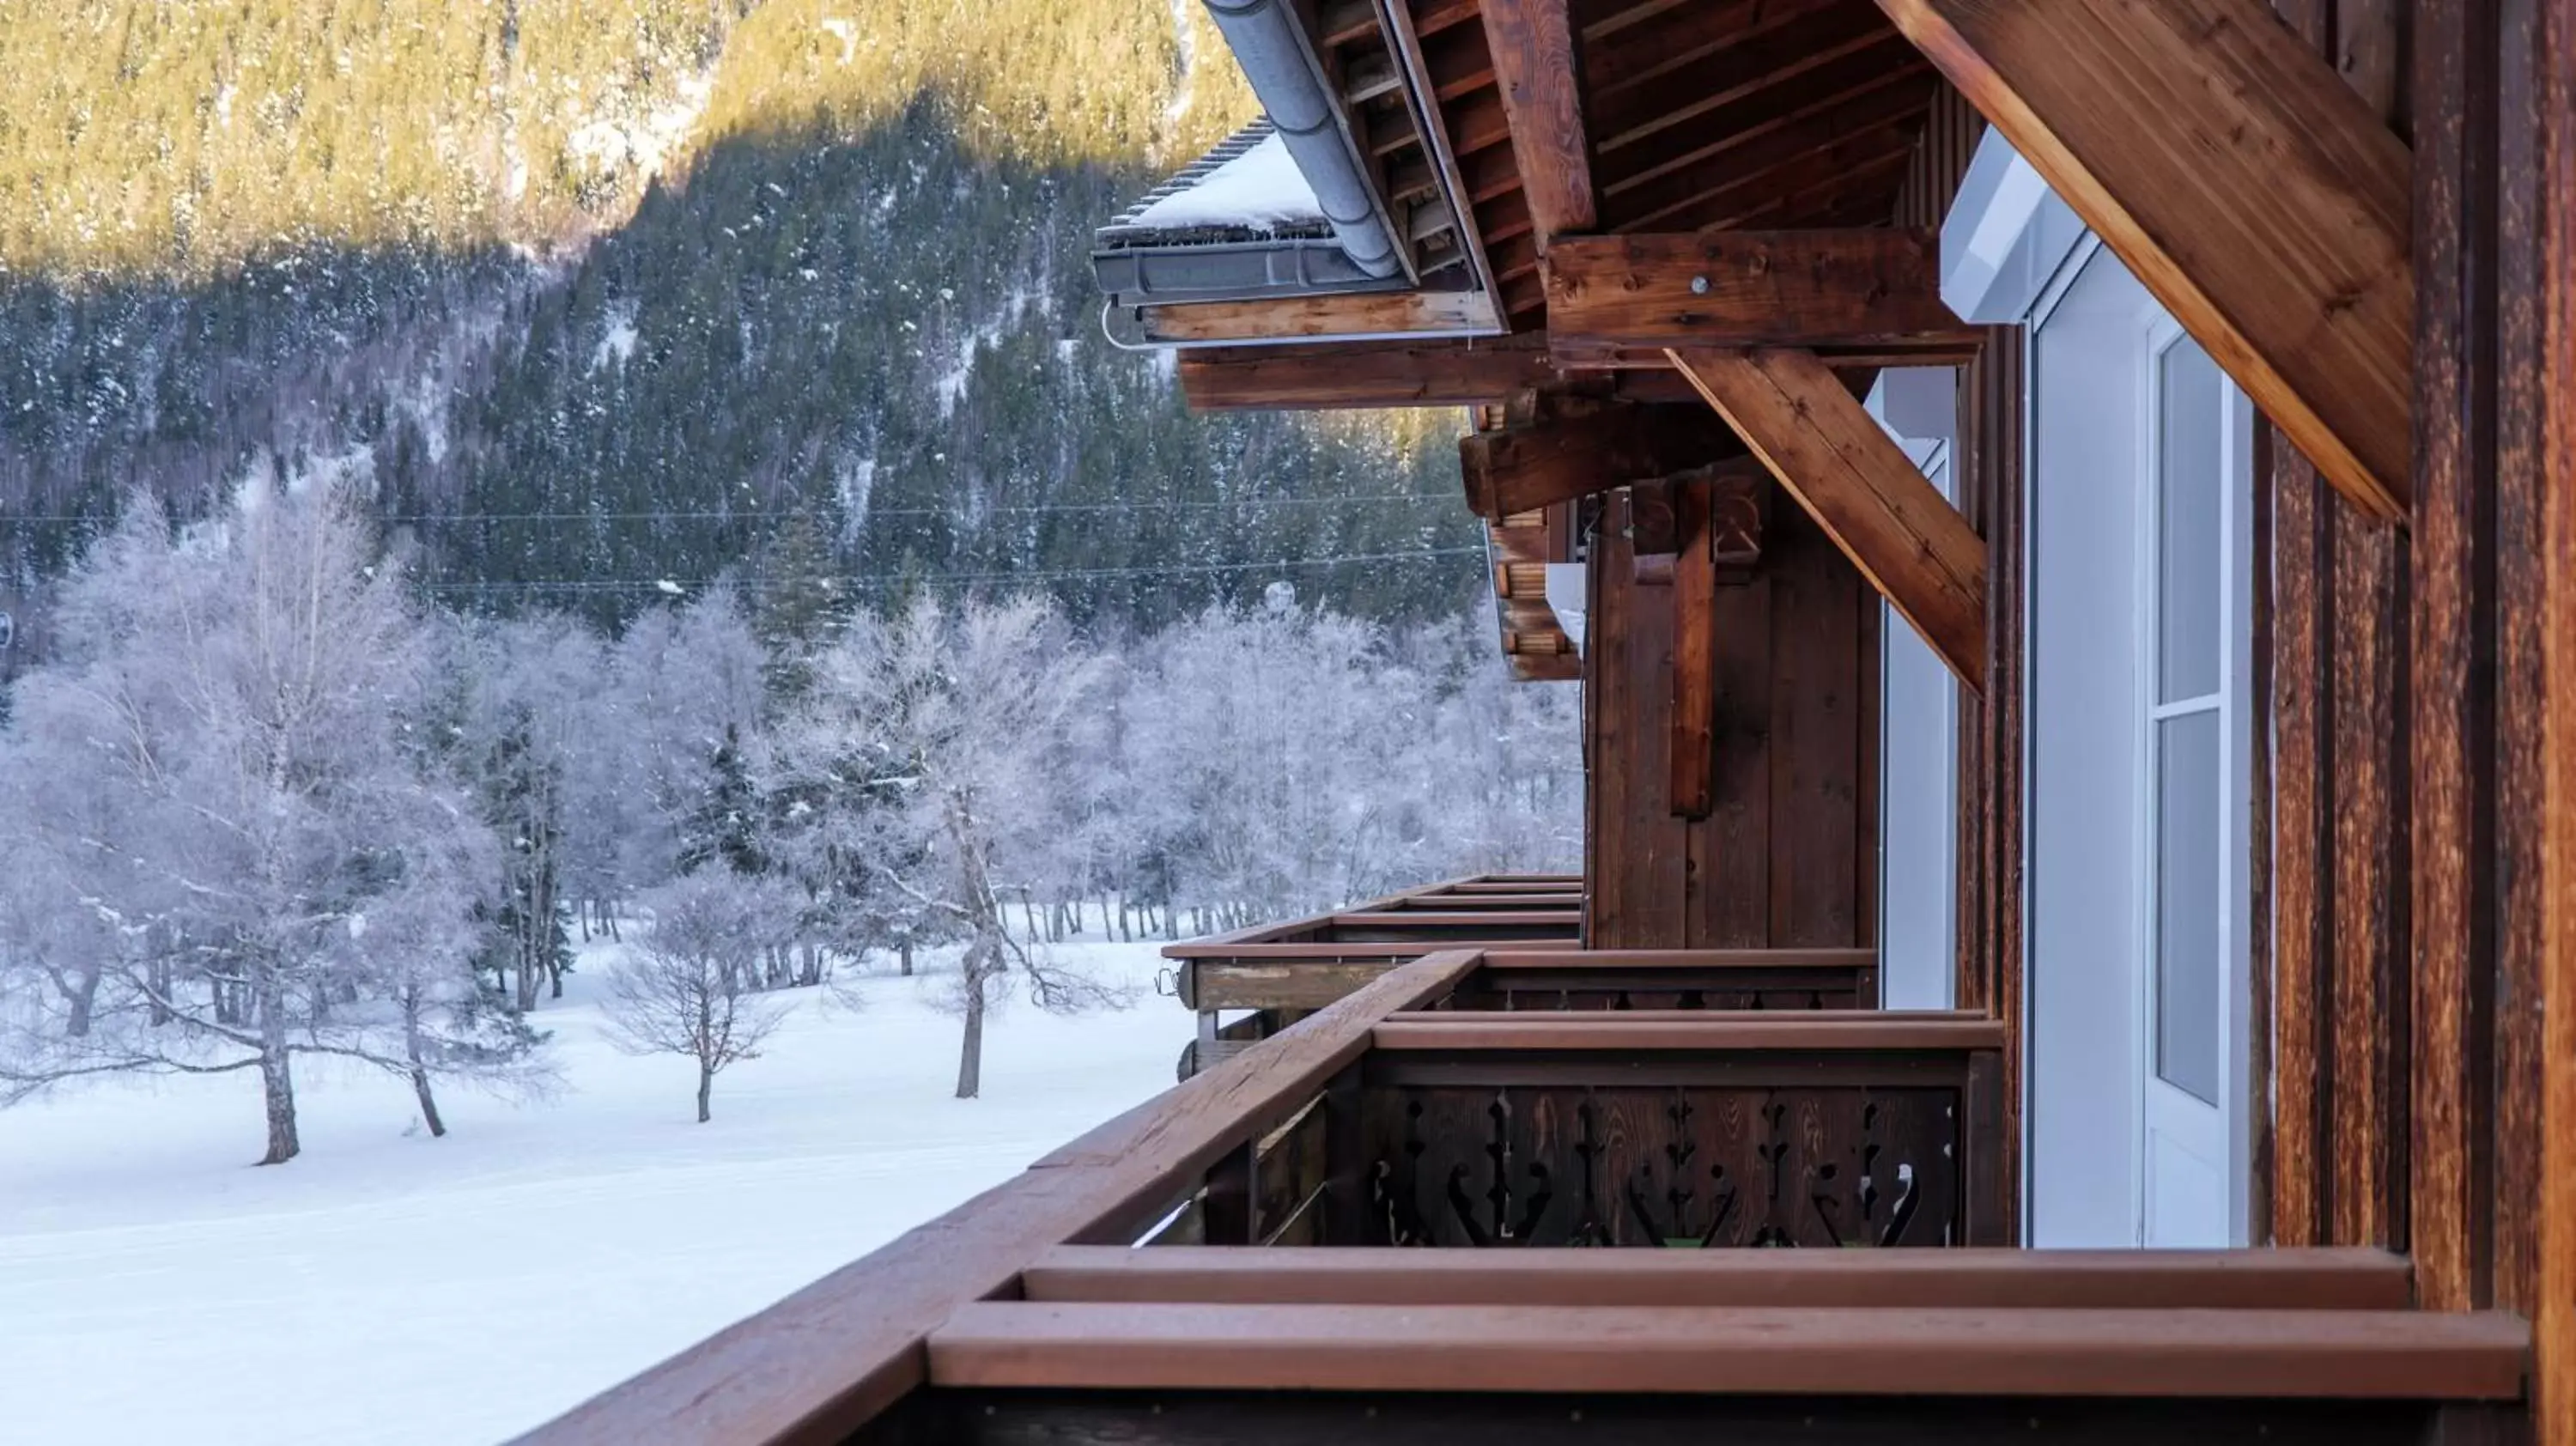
(517, 2, 2575, 1442)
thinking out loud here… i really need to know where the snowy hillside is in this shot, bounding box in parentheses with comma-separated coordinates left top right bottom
(0, 931, 1184, 1445)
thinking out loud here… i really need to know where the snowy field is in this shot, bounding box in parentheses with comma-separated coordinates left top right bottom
(0, 932, 1186, 1445)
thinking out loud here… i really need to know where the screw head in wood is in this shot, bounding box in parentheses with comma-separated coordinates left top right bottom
(1689, 275, 1710, 295)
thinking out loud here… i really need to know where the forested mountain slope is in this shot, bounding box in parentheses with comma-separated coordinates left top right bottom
(0, 0, 1478, 655)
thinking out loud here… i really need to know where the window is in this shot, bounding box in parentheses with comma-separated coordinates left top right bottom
(2147, 337, 2226, 1105)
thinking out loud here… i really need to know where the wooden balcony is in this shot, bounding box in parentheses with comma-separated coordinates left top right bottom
(1161, 873, 1584, 1077)
(517, 941, 2533, 1446)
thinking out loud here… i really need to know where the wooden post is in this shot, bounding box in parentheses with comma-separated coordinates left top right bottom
(1670, 476, 1717, 818)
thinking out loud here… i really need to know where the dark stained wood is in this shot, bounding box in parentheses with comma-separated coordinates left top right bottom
(1669, 472, 1718, 817)
(2256, 0, 2411, 1263)
(1370, 1012, 2003, 1053)
(1704, 550, 1776, 944)
(1595, 29, 1931, 196)
(1327, 910, 1578, 932)
(2492, 0, 2548, 1333)
(927, 1303, 2533, 1399)
(1544, 229, 1970, 352)
(1584, 496, 1693, 946)
(1135, 289, 1497, 344)
(2536, 0, 2576, 1431)
(1394, 892, 1585, 909)
(510, 951, 1485, 1445)
(1457, 400, 1745, 519)
(1670, 347, 1987, 695)
(901, 1390, 2471, 1446)
(1590, 476, 1875, 953)
(1479, 0, 1598, 248)
(1611, 66, 1941, 232)
(1765, 495, 1867, 947)
(2407, 0, 2494, 1316)
(1876, 0, 2415, 519)
(1577, 0, 1851, 131)
(1022, 1244, 2419, 1309)
(1587, 1, 1896, 155)
(1475, 947, 1874, 970)
(1178, 337, 1559, 410)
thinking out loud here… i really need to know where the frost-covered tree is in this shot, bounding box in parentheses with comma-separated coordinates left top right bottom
(0, 489, 533, 1163)
(445, 613, 602, 1010)
(587, 588, 769, 902)
(602, 871, 796, 1123)
(782, 594, 1123, 1098)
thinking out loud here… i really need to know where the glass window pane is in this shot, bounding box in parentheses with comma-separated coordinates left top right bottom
(2158, 339, 2224, 703)
(2156, 709, 2222, 1103)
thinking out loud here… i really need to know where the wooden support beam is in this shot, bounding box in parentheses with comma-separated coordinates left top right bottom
(1874, 0, 2413, 519)
(1134, 289, 1498, 344)
(1669, 347, 1987, 696)
(1479, 0, 1595, 250)
(1459, 399, 1743, 518)
(1178, 337, 1554, 410)
(1544, 229, 1974, 352)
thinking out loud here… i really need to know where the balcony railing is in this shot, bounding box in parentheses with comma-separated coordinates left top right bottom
(517, 933, 2531, 1446)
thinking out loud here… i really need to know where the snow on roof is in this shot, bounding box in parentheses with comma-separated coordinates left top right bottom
(1119, 128, 1324, 234)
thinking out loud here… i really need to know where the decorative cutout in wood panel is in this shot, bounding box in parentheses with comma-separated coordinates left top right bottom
(1361, 1084, 1959, 1248)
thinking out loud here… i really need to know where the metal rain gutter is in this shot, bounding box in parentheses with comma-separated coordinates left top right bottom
(1200, 0, 1406, 280)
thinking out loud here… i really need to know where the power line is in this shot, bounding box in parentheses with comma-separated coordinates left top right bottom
(0, 494, 1456, 526)
(410, 547, 1485, 595)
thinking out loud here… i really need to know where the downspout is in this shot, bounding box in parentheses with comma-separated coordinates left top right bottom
(1200, 0, 1405, 279)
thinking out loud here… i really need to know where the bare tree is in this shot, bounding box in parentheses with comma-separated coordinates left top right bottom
(0, 489, 536, 1163)
(781, 594, 1125, 1100)
(601, 872, 793, 1122)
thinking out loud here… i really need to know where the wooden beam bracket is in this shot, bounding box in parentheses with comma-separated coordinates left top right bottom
(1670, 346, 1988, 696)
(1874, 0, 2414, 518)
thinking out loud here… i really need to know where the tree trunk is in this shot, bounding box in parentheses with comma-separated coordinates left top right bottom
(410, 1066, 447, 1138)
(955, 979, 985, 1100)
(62, 965, 99, 1037)
(696, 1060, 714, 1123)
(254, 963, 300, 1165)
(257, 1044, 300, 1165)
(401, 987, 447, 1138)
(899, 939, 914, 976)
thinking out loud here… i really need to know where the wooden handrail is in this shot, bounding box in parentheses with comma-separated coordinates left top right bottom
(1370, 1012, 2006, 1053)
(1389, 891, 1585, 909)
(928, 1303, 2530, 1400)
(508, 951, 1486, 1446)
(1161, 939, 1581, 960)
(1018, 1245, 2418, 1311)
(1325, 910, 1577, 929)
(1473, 946, 1875, 970)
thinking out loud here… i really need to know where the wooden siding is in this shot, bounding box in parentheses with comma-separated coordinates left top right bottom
(2258, 2, 2572, 1394)
(1584, 476, 1878, 952)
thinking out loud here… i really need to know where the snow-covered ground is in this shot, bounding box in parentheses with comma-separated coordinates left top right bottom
(0, 931, 1186, 1445)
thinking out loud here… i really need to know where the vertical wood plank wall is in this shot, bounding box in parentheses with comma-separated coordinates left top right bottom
(2262, 0, 2413, 1266)
(2260, 0, 2567, 1356)
(1583, 481, 1877, 953)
